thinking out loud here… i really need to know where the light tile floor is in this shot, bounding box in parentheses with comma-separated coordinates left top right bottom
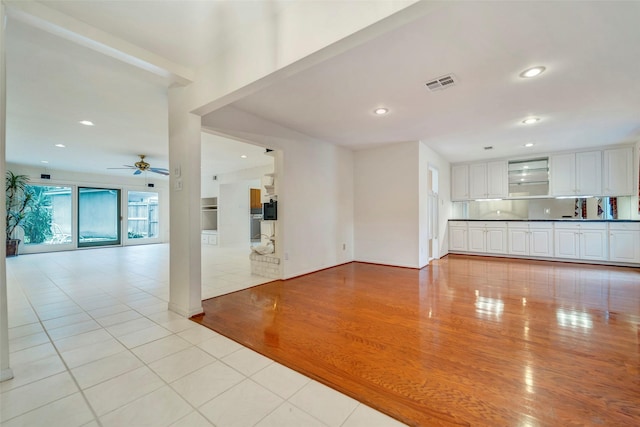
(2, 244, 406, 427)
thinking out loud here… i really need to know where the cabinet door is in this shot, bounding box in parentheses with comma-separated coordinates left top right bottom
(487, 161, 508, 199)
(508, 228, 529, 256)
(449, 227, 468, 252)
(580, 229, 608, 261)
(468, 227, 486, 252)
(550, 153, 576, 196)
(485, 227, 507, 254)
(469, 163, 488, 199)
(603, 147, 634, 196)
(529, 228, 553, 257)
(451, 165, 469, 200)
(575, 151, 602, 195)
(554, 229, 579, 259)
(609, 230, 640, 263)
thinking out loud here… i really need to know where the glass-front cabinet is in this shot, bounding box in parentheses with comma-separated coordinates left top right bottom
(508, 157, 549, 197)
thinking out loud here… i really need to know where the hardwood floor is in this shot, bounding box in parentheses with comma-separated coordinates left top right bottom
(193, 255, 640, 427)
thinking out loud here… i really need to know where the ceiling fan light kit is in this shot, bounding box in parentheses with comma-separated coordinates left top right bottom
(108, 155, 169, 176)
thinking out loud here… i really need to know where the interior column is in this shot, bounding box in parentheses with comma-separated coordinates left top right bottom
(0, 1, 14, 382)
(168, 85, 203, 317)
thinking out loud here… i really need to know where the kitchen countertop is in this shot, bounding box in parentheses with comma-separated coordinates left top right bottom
(449, 219, 640, 222)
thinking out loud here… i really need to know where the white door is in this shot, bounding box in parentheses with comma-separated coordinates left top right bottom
(451, 165, 469, 200)
(554, 229, 579, 259)
(487, 161, 508, 199)
(468, 227, 486, 252)
(530, 228, 553, 257)
(603, 147, 634, 196)
(486, 228, 507, 254)
(508, 228, 529, 256)
(580, 229, 608, 261)
(449, 227, 467, 252)
(575, 151, 602, 196)
(550, 153, 576, 196)
(469, 163, 488, 199)
(609, 230, 640, 263)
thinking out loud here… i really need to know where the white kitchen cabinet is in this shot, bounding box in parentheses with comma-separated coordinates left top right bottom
(448, 221, 468, 252)
(451, 165, 469, 201)
(468, 222, 507, 254)
(469, 163, 488, 200)
(609, 223, 640, 263)
(550, 151, 601, 196)
(487, 161, 509, 199)
(529, 224, 554, 257)
(507, 222, 553, 257)
(603, 147, 634, 196)
(469, 161, 508, 199)
(554, 222, 607, 261)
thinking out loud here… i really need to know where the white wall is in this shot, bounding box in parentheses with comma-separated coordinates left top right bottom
(419, 142, 451, 263)
(201, 164, 273, 198)
(218, 181, 257, 247)
(202, 107, 354, 279)
(354, 142, 420, 268)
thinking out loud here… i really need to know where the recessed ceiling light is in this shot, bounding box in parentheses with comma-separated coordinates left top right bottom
(55, 144, 66, 148)
(79, 120, 94, 126)
(374, 108, 389, 115)
(520, 66, 546, 78)
(522, 117, 540, 125)
(524, 143, 535, 147)
(41, 160, 49, 164)
(240, 155, 247, 159)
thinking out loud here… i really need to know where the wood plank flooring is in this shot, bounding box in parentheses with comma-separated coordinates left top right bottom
(193, 255, 640, 427)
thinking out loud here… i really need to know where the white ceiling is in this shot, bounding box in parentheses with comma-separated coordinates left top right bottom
(5, 0, 640, 176)
(228, 1, 640, 162)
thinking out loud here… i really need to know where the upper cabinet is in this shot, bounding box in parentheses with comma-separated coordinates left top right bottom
(451, 145, 634, 201)
(453, 161, 507, 200)
(603, 147, 634, 196)
(508, 158, 549, 197)
(451, 164, 469, 201)
(550, 151, 601, 196)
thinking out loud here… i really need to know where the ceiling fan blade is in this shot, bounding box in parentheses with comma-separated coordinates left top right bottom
(133, 169, 142, 175)
(107, 166, 135, 170)
(150, 168, 170, 176)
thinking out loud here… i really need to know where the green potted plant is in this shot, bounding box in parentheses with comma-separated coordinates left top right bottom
(6, 171, 34, 257)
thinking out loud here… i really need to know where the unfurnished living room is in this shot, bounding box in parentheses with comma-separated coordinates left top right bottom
(1, 1, 640, 427)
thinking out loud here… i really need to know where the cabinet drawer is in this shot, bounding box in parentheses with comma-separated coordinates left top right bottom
(609, 222, 640, 231)
(554, 222, 607, 230)
(449, 221, 467, 227)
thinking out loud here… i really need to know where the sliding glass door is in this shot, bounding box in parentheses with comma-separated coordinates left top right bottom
(78, 187, 121, 247)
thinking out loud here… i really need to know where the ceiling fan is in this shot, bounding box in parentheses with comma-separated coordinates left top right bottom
(108, 155, 169, 176)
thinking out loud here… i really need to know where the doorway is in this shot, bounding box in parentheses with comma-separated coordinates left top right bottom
(78, 187, 122, 247)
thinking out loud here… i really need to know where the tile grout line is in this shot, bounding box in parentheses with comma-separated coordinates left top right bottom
(5, 278, 105, 427)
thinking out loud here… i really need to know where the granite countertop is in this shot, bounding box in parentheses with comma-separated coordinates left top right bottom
(449, 219, 640, 223)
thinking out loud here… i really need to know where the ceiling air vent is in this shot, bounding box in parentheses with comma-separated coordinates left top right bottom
(425, 74, 457, 92)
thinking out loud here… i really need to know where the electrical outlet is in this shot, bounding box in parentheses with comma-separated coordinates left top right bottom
(284, 252, 289, 260)
(342, 243, 346, 250)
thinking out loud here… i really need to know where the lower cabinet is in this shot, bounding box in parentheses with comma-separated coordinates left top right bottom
(449, 220, 637, 265)
(553, 222, 607, 261)
(609, 223, 640, 263)
(468, 222, 507, 254)
(508, 222, 553, 257)
(449, 221, 468, 252)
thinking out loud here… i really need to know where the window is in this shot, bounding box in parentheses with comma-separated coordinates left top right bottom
(127, 191, 159, 239)
(78, 187, 121, 247)
(23, 185, 72, 246)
